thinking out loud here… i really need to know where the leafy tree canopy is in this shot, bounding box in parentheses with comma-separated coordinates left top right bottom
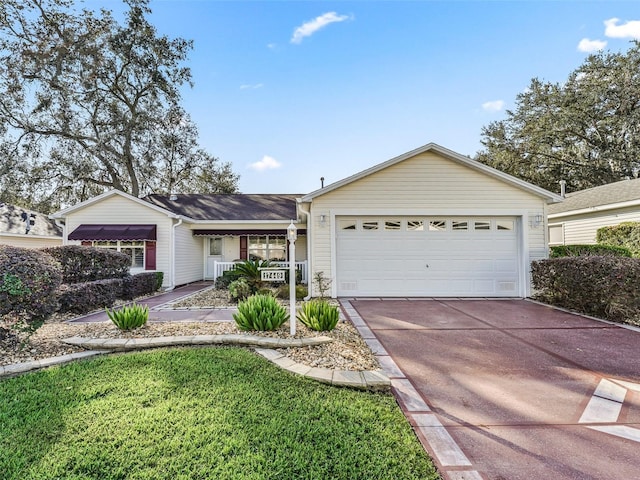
(476, 41, 640, 194)
(0, 0, 239, 213)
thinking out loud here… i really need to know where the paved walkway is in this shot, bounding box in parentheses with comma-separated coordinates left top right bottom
(66, 282, 237, 323)
(342, 298, 640, 480)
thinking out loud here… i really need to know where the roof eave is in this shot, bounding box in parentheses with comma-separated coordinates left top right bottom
(548, 198, 640, 219)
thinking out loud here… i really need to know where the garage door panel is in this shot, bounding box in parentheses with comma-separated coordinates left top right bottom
(337, 216, 520, 297)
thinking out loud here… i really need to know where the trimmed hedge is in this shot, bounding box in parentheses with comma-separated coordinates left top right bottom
(56, 272, 162, 314)
(596, 222, 640, 257)
(549, 244, 631, 258)
(41, 245, 130, 283)
(0, 246, 63, 323)
(532, 256, 640, 321)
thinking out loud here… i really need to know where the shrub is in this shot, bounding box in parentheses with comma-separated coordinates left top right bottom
(276, 283, 308, 300)
(297, 300, 340, 331)
(531, 256, 640, 322)
(122, 272, 161, 300)
(155, 271, 164, 291)
(0, 246, 62, 323)
(596, 222, 640, 257)
(549, 244, 631, 258)
(42, 245, 130, 283)
(229, 278, 251, 302)
(233, 294, 289, 331)
(106, 303, 149, 330)
(56, 278, 123, 314)
(215, 268, 242, 290)
(312, 271, 332, 299)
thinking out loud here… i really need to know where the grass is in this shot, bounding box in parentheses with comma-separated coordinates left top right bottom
(0, 347, 440, 480)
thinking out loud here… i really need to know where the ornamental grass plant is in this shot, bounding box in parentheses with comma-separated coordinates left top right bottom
(297, 299, 340, 331)
(233, 294, 288, 331)
(106, 303, 149, 330)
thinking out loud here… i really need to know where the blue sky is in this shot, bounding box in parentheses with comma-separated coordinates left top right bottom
(95, 1, 640, 194)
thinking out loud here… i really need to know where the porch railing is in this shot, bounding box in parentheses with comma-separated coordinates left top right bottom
(213, 260, 308, 284)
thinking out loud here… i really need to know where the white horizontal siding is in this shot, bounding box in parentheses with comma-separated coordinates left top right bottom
(174, 224, 203, 285)
(555, 207, 640, 245)
(0, 235, 62, 249)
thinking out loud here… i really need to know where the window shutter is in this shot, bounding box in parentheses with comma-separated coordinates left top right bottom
(145, 241, 157, 270)
(240, 236, 248, 260)
(81, 241, 92, 246)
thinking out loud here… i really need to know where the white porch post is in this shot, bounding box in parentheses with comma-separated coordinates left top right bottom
(287, 221, 297, 336)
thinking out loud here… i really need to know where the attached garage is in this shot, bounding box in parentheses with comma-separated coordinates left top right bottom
(301, 143, 562, 298)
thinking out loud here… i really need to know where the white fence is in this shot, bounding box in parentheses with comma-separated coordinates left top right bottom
(213, 260, 308, 284)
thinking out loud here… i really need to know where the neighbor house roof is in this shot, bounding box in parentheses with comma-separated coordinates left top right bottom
(143, 194, 301, 221)
(548, 178, 640, 216)
(300, 143, 563, 203)
(0, 203, 62, 237)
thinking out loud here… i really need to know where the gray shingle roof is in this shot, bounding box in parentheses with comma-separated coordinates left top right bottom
(0, 203, 62, 236)
(548, 178, 640, 215)
(143, 194, 300, 221)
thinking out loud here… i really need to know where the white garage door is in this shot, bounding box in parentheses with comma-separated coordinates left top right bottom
(336, 216, 520, 297)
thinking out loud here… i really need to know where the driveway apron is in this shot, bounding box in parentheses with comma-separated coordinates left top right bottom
(345, 299, 640, 480)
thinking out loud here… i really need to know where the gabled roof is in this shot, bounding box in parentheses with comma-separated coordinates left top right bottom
(548, 178, 640, 216)
(0, 203, 62, 237)
(143, 194, 300, 221)
(51, 189, 179, 219)
(300, 143, 563, 203)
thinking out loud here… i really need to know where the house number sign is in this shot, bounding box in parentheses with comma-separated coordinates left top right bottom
(260, 269, 286, 282)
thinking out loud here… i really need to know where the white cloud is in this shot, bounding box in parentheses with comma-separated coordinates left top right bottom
(482, 100, 504, 112)
(577, 38, 607, 52)
(240, 83, 263, 90)
(249, 155, 282, 171)
(291, 12, 350, 44)
(267, 43, 277, 50)
(604, 18, 640, 39)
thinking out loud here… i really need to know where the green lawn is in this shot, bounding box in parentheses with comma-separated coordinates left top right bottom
(0, 347, 440, 479)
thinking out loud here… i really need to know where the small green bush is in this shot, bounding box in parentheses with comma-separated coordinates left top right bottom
(596, 222, 640, 257)
(276, 283, 308, 300)
(549, 244, 631, 258)
(155, 271, 164, 291)
(229, 278, 251, 302)
(0, 246, 62, 324)
(215, 268, 241, 289)
(41, 245, 130, 283)
(297, 300, 340, 331)
(106, 303, 149, 330)
(233, 294, 289, 331)
(531, 256, 640, 322)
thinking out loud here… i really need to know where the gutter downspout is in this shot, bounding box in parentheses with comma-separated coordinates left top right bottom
(168, 217, 183, 291)
(297, 200, 312, 300)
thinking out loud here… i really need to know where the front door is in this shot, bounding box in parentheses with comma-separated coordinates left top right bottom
(206, 237, 224, 278)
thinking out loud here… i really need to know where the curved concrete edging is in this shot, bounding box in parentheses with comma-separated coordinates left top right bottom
(1, 334, 391, 391)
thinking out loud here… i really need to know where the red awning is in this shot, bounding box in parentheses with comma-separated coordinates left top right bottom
(68, 224, 157, 241)
(192, 229, 306, 237)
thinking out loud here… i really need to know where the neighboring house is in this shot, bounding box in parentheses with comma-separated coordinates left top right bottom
(548, 177, 640, 246)
(51, 143, 561, 297)
(0, 203, 62, 248)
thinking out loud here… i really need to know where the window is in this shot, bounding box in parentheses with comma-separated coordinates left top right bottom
(474, 221, 491, 231)
(248, 236, 286, 261)
(548, 224, 564, 245)
(429, 220, 446, 231)
(362, 221, 379, 230)
(497, 220, 514, 231)
(340, 220, 357, 230)
(385, 220, 401, 231)
(209, 237, 223, 256)
(93, 240, 145, 268)
(407, 220, 424, 231)
(452, 221, 468, 231)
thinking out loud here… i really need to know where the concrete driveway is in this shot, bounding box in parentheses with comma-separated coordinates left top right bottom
(341, 299, 640, 480)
